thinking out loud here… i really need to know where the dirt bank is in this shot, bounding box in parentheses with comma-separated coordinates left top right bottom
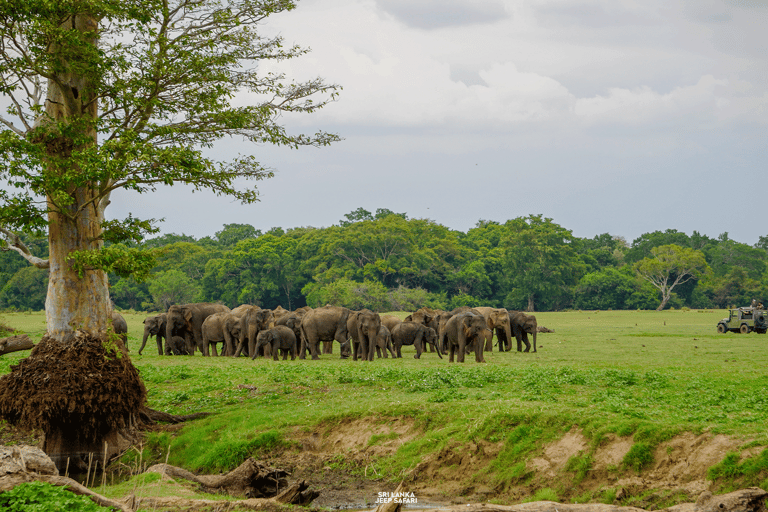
(266, 417, 753, 510)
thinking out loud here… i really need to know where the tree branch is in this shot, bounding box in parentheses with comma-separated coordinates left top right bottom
(0, 227, 49, 268)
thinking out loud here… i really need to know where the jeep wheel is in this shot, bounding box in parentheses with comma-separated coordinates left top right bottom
(717, 323, 727, 334)
(740, 324, 750, 334)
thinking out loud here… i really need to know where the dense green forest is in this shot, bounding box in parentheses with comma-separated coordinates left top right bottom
(2, 208, 767, 313)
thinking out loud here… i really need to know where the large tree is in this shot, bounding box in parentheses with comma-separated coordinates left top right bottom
(0, 0, 339, 467)
(501, 215, 585, 312)
(634, 245, 710, 311)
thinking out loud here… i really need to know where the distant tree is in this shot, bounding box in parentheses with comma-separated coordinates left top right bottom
(625, 230, 692, 263)
(147, 270, 201, 311)
(142, 233, 198, 249)
(574, 267, 657, 310)
(634, 245, 710, 311)
(339, 207, 374, 226)
(374, 208, 407, 221)
(703, 232, 767, 279)
(109, 278, 151, 311)
(0, 266, 48, 311)
(215, 224, 261, 247)
(501, 215, 585, 311)
(303, 278, 389, 311)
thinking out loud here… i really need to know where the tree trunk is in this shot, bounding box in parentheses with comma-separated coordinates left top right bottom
(656, 290, 671, 311)
(527, 295, 535, 312)
(41, 13, 111, 341)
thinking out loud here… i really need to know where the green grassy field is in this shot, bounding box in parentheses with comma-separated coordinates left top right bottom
(2, 308, 768, 505)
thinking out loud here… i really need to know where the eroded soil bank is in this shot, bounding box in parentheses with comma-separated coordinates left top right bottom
(1, 415, 762, 511)
(261, 416, 757, 510)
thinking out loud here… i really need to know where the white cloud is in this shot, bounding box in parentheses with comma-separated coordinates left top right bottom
(574, 75, 729, 127)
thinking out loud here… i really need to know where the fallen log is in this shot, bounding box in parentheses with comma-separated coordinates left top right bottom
(0, 334, 34, 356)
(146, 457, 316, 503)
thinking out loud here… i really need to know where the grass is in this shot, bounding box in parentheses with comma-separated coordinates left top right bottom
(2, 308, 768, 504)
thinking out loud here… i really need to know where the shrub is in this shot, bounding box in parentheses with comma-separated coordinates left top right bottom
(0, 481, 105, 511)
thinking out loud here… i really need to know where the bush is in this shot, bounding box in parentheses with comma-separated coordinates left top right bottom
(0, 481, 105, 511)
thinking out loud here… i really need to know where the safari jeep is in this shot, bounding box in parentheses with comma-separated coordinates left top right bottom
(717, 307, 768, 334)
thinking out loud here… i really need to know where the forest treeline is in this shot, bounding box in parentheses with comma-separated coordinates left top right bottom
(2, 208, 767, 313)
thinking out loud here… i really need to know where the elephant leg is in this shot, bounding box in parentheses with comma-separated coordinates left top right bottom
(308, 336, 320, 360)
(522, 332, 531, 352)
(184, 333, 195, 355)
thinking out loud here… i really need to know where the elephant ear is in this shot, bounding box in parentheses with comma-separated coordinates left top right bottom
(183, 308, 194, 323)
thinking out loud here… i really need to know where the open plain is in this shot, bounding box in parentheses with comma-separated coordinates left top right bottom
(2, 308, 768, 511)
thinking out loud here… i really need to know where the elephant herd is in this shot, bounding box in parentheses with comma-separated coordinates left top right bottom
(138, 303, 539, 363)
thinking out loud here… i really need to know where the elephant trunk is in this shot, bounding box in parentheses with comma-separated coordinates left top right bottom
(139, 329, 150, 355)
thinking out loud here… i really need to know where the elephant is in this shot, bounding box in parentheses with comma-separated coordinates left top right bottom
(348, 309, 381, 361)
(140, 313, 167, 355)
(272, 305, 290, 321)
(474, 307, 513, 352)
(233, 306, 275, 358)
(167, 336, 189, 355)
(508, 311, 538, 352)
(275, 312, 302, 347)
(405, 307, 440, 352)
(299, 305, 351, 360)
(380, 314, 402, 333)
(254, 325, 297, 360)
(166, 303, 231, 356)
(434, 310, 454, 353)
(371, 324, 395, 358)
(201, 312, 242, 356)
(111, 311, 128, 349)
(391, 322, 441, 359)
(442, 310, 487, 363)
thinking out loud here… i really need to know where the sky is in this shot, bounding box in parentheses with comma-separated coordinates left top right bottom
(110, 0, 768, 245)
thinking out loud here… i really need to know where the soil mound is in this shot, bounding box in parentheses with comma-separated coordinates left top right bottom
(0, 331, 146, 470)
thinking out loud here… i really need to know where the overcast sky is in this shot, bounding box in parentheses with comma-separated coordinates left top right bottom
(110, 0, 768, 245)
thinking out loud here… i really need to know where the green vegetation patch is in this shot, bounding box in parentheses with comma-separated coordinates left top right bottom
(707, 448, 768, 492)
(0, 481, 105, 512)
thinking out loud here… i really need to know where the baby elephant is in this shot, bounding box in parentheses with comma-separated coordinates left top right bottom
(391, 322, 441, 359)
(254, 325, 297, 361)
(167, 336, 189, 356)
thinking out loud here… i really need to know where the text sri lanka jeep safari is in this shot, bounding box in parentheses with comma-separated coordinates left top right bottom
(717, 307, 768, 334)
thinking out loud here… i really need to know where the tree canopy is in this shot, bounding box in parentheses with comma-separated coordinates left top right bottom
(634, 245, 711, 311)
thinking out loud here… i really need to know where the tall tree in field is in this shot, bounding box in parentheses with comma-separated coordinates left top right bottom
(0, 0, 339, 468)
(634, 245, 710, 311)
(501, 215, 585, 312)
